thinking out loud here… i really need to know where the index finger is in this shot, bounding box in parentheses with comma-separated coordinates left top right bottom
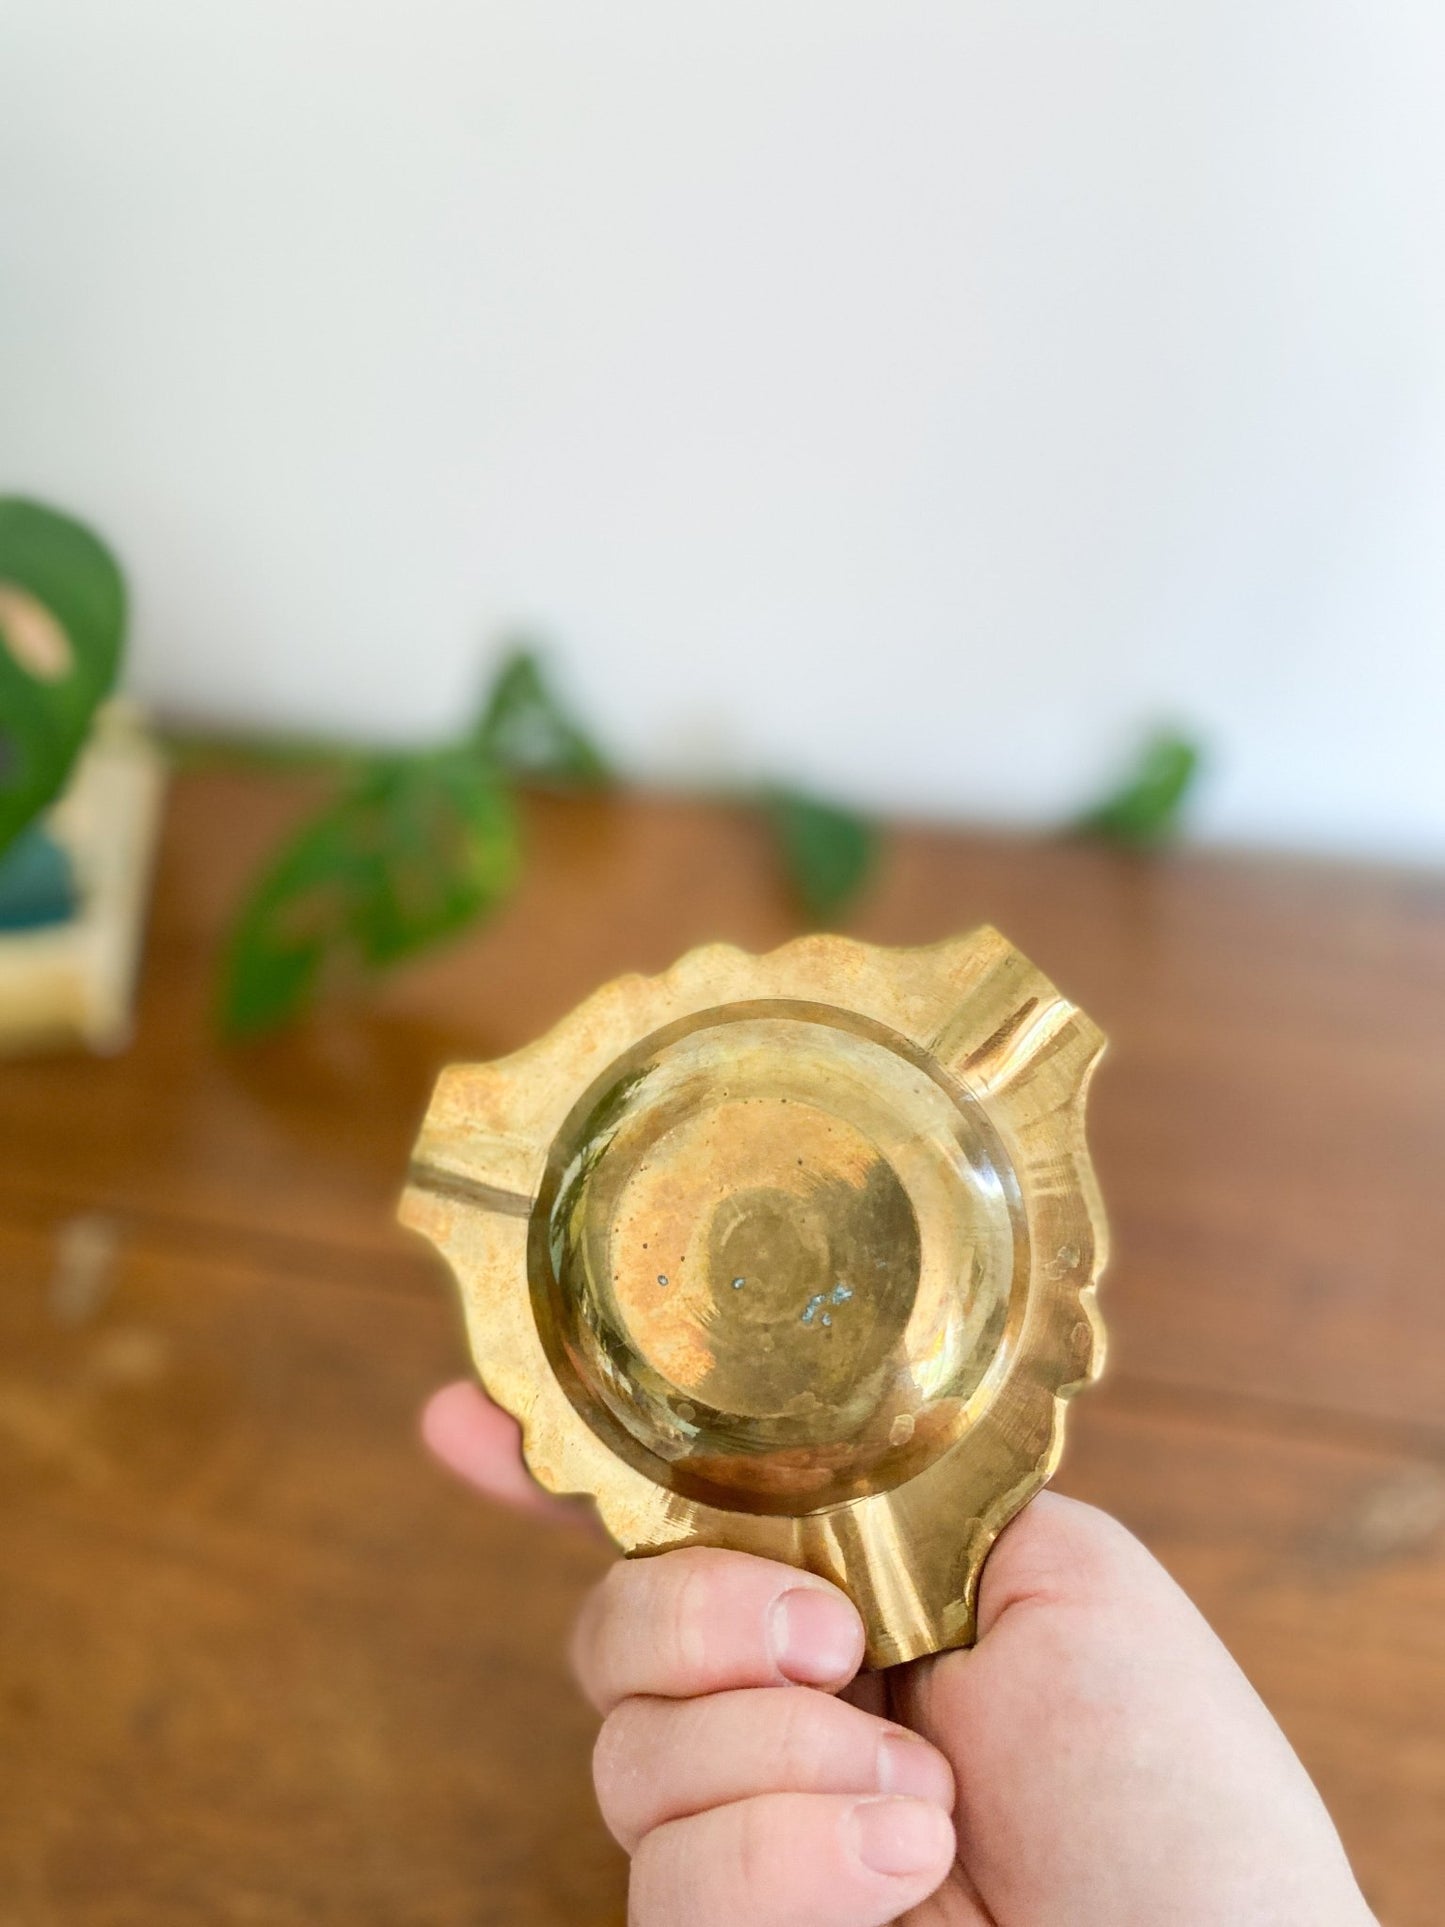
(571, 1546, 866, 1715)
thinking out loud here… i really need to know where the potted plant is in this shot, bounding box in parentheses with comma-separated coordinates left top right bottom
(0, 496, 164, 1052)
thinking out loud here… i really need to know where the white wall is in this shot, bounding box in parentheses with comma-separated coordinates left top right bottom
(2, 2, 1442, 858)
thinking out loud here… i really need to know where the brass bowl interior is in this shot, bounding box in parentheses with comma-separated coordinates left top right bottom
(530, 999, 1029, 1515)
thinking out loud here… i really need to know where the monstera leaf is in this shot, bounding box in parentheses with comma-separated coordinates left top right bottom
(0, 498, 126, 858)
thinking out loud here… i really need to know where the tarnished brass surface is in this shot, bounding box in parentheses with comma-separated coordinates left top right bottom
(399, 928, 1107, 1666)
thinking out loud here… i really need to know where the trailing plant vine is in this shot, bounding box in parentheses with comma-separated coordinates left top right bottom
(0, 495, 1204, 1040)
(215, 647, 883, 1036)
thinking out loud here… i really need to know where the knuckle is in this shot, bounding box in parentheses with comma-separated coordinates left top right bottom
(1003, 1493, 1153, 1602)
(735, 1796, 785, 1909)
(572, 1560, 648, 1702)
(591, 1705, 642, 1844)
(667, 1556, 714, 1679)
(639, 1548, 726, 1683)
(769, 1688, 835, 1789)
(609, 1551, 718, 1686)
(627, 1827, 677, 1925)
(579, 1546, 781, 1714)
(594, 1555, 638, 1624)
(590, 1702, 627, 1787)
(568, 1573, 610, 1687)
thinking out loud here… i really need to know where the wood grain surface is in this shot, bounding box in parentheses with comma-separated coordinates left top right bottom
(2, 769, 1442, 1924)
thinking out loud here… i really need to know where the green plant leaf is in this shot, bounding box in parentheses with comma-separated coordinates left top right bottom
(764, 784, 878, 921)
(1074, 730, 1203, 845)
(222, 749, 521, 1036)
(473, 646, 612, 787)
(0, 498, 126, 859)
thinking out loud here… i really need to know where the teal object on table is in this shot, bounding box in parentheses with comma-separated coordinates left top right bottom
(0, 824, 78, 930)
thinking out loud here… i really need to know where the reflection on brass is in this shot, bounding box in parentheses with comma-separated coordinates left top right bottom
(399, 928, 1107, 1667)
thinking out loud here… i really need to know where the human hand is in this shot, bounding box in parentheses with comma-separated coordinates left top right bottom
(424, 1379, 1375, 1927)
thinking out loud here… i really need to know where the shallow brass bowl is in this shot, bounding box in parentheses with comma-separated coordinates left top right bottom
(401, 928, 1107, 1667)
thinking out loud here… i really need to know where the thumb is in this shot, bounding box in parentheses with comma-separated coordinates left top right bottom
(421, 1379, 605, 1536)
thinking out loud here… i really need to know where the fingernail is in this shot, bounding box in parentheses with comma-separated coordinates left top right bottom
(768, 1587, 861, 1683)
(849, 1796, 953, 1877)
(877, 1730, 951, 1805)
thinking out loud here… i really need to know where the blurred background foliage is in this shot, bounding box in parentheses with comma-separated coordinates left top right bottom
(0, 498, 126, 929)
(2, 496, 1202, 1037)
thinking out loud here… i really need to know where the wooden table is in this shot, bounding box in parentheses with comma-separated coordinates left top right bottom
(2, 770, 1443, 1925)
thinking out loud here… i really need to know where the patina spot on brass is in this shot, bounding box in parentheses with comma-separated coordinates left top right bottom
(400, 928, 1107, 1667)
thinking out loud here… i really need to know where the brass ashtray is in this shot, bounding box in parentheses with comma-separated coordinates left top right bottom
(400, 928, 1107, 1666)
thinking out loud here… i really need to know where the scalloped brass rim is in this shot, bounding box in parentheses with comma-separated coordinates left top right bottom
(399, 926, 1108, 1668)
